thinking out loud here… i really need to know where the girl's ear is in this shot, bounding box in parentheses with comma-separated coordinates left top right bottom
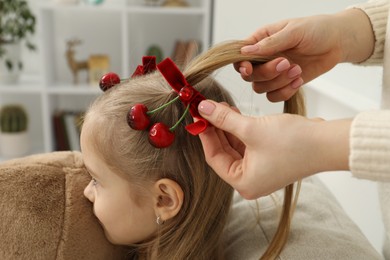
(153, 178, 184, 222)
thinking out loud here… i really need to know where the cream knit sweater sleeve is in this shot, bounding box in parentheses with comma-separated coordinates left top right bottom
(351, 0, 389, 64)
(350, 110, 390, 181)
(349, 1, 390, 181)
(350, 110, 390, 259)
(349, 2, 390, 258)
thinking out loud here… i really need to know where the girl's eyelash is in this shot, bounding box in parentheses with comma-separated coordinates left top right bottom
(85, 167, 98, 186)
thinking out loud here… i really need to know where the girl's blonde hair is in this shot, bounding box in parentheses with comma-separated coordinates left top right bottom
(84, 40, 304, 259)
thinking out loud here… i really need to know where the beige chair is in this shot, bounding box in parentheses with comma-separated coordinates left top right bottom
(0, 151, 126, 260)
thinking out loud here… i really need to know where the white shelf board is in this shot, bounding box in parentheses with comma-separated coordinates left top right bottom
(0, 74, 44, 94)
(40, 2, 123, 12)
(128, 6, 205, 15)
(40, 2, 205, 15)
(46, 83, 101, 95)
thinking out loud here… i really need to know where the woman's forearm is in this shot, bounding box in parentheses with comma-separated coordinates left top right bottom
(307, 119, 352, 174)
(334, 8, 375, 63)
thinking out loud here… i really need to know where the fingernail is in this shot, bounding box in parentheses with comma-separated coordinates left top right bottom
(239, 66, 248, 76)
(275, 59, 290, 72)
(198, 101, 216, 115)
(287, 66, 302, 78)
(291, 77, 304, 89)
(241, 45, 259, 54)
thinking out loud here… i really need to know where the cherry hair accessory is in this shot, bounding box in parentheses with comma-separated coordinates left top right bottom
(131, 56, 157, 78)
(99, 72, 120, 91)
(156, 58, 208, 136)
(99, 56, 157, 92)
(99, 56, 209, 148)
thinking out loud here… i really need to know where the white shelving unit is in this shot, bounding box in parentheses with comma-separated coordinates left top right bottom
(0, 0, 213, 157)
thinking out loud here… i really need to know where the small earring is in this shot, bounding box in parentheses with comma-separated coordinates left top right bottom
(156, 216, 165, 225)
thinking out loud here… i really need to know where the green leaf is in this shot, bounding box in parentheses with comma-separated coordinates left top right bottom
(26, 42, 36, 51)
(0, 0, 36, 49)
(5, 60, 13, 71)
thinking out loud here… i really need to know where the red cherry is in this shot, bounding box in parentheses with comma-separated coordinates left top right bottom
(179, 86, 194, 102)
(148, 123, 175, 148)
(99, 72, 120, 91)
(127, 104, 150, 130)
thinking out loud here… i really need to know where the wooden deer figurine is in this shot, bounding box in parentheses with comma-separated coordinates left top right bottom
(66, 39, 88, 84)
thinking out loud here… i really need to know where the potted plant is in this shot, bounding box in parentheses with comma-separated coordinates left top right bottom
(0, 0, 36, 84)
(0, 105, 30, 158)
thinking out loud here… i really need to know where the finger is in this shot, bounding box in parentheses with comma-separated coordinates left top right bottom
(266, 78, 303, 102)
(230, 106, 241, 114)
(215, 128, 243, 160)
(251, 64, 302, 94)
(211, 103, 246, 156)
(225, 106, 246, 156)
(310, 117, 324, 122)
(225, 134, 246, 157)
(198, 125, 243, 187)
(198, 100, 251, 141)
(242, 22, 300, 56)
(245, 20, 289, 44)
(209, 105, 242, 160)
(220, 101, 231, 107)
(198, 101, 239, 148)
(249, 58, 291, 82)
(233, 61, 253, 77)
(236, 58, 290, 83)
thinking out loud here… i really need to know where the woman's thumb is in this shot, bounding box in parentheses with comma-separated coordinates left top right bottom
(242, 30, 295, 56)
(198, 100, 247, 138)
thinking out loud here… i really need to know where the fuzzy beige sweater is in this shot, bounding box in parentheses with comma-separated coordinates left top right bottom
(349, 1, 390, 258)
(224, 177, 382, 259)
(0, 151, 126, 260)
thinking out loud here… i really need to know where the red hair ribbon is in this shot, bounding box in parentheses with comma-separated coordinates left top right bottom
(157, 58, 209, 135)
(132, 56, 157, 77)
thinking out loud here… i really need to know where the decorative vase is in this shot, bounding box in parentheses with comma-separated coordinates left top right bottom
(0, 105, 29, 158)
(0, 132, 30, 158)
(84, 0, 104, 5)
(0, 42, 22, 85)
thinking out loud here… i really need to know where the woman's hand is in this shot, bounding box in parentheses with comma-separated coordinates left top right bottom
(236, 8, 375, 102)
(198, 100, 351, 199)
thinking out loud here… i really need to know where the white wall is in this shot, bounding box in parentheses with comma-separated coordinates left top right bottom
(212, 0, 382, 109)
(213, 0, 384, 255)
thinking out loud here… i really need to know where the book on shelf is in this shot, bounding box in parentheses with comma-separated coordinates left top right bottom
(52, 110, 84, 151)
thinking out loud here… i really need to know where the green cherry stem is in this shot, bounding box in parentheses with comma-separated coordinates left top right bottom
(170, 103, 190, 132)
(147, 96, 180, 115)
